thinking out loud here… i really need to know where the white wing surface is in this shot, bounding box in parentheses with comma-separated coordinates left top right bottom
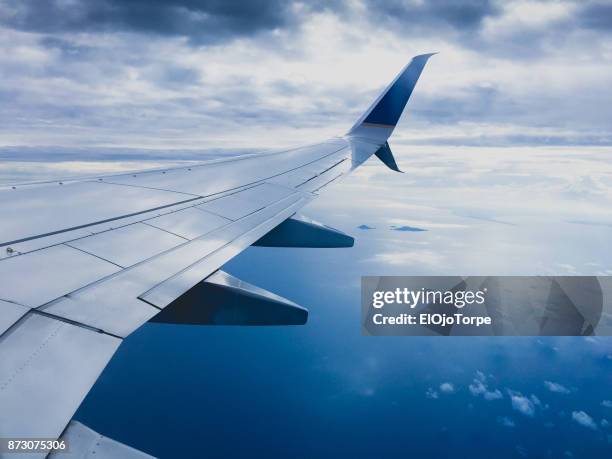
(0, 54, 434, 457)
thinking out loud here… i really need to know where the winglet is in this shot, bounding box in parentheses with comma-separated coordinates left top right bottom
(348, 53, 436, 139)
(374, 142, 403, 173)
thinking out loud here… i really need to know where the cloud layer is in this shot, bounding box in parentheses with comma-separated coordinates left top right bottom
(1, 0, 611, 149)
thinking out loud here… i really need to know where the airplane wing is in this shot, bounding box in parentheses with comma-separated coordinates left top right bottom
(0, 54, 434, 458)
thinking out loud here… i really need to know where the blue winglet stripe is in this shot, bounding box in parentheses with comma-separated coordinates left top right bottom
(360, 53, 435, 128)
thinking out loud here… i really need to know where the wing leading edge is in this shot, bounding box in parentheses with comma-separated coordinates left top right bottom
(0, 54, 435, 457)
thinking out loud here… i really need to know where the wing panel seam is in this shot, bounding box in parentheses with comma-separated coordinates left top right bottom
(140, 221, 190, 241)
(138, 195, 308, 304)
(90, 180, 203, 197)
(63, 243, 126, 269)
(0, 316, 64, 393)
(0, 196, 203, 249)
(97, 145, 349, 197)
(29, 194, 299, 311)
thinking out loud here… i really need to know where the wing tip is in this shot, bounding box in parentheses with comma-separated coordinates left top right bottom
(349, 52, 437, 137)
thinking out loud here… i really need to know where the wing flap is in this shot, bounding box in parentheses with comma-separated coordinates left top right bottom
(139, 194, 307, 309)
(0, 198, 204, 261)
(145, 207, 231, 240)
(0, 314, 120, 441)
(196, 183, 296, 220)
(38, 193, 307, 336)
(66, 223, 187, 268)
(0, 300, 30, 336)
(51, 421, 155, 459)
(0, 245, 120, 308)
(0, 181, 197, 250)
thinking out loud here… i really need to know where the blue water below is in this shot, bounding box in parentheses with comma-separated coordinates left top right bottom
(9, 146, 608, 458)
(75, 244, 612, 458)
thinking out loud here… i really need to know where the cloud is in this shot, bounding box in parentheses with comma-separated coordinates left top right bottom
(469, 379, 486, 396)
(360, 0, 501, 35)
(369, 250, 445, 268)
(468, 372, 503, 400)
(484, 389, 503, 401)
(509, 391, 536, 417)
(571, 411, 598, 430)
(0, 0, 304, 45)
(603, 400, 612, 408)
(439, 382, 455, 394)
(544, 381, 571, 394)
(426, 388, 439, 399)
(575, 1, 612, 31)
(497, 416, 515, 428)
(1, 0, 612, 149)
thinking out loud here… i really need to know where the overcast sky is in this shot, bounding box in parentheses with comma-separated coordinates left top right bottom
(1, 0, 611, 150)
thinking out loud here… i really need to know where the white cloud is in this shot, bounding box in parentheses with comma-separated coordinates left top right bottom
(572, 411, 597, 430)
(426, 388, 439, 399)
(509, 391, 536, 417)
(544, 381, 571, 394)
(482, 1, 573, 39)
(469, 379, 486, 396)
(439, 382, 455, 394)
(497, 416, 515, 428)
(468, 372, 503, 401)
(603, 400, 612, 408)
(484, 389, 503, 401)
(368, 250, 445, 268)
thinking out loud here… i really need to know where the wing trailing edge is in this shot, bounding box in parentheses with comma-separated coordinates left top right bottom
(51, 421, 154, 459)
